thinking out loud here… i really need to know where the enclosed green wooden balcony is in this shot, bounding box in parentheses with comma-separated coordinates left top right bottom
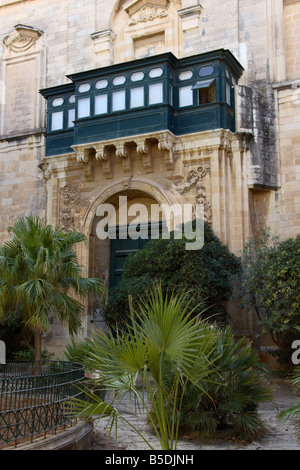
(40, 49, 243, 157)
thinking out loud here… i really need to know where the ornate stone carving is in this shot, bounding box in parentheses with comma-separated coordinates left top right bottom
(59, 184, 88, 231)
(122, 177, 132, 190)
(3, 24, 43, 53)
(115, 144, 131, 174)
(129, 4, 168, 26)
(96, 146, 113, 179)
(38, 162, 52, 181)
(158, 135, 175, 170)
(175, 164, 212, 224)
(136, 139, 153, 173)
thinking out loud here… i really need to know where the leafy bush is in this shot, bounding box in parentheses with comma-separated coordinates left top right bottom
(151, 326, 273, 441)
(104, 222, 241, 327)
(238, 229, 300, 367)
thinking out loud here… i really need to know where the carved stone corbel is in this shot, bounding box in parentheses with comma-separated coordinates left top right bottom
(158, 135, 175, 170)
(136, 139, 153, 173)
(95, 146, 113, 179)
(38, 161, 52, 181)
(76, 150, 89, 164)
(115, 144, 132, 174)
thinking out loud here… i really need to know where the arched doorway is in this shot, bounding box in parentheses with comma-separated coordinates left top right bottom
(83, 177, 185, 332)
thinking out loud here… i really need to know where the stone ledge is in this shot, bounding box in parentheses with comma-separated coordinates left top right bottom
(4, 421, 94, 451)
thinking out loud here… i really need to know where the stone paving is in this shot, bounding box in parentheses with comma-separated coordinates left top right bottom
(90, 378, 300, 451)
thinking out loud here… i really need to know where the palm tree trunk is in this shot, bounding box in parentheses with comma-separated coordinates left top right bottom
(34, 329, 42, 374)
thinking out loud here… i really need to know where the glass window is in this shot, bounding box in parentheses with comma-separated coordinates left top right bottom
(226, 82, 231, 106)
(95, 79, 108, 90)
(51, 111, 64, 131)
(179, 86, 193, 107)
(149, 67, 163, 78)
(69, 95, 75, 104)
(78, 97, 90, 118)
(95, 94, 108, 115)
(112, 90, 126, 111)
(131, 71, 144, 82)
(130, 87, 144, 108)
(149, 83, 163, 105)
(192, 80, 215, 105)
(68, 109, 75, 128)
(113, 75, 126, 86)
(179, 70, 193, 81)
(169, 84, 173, 106)
(52, 97, 64, 107)
(78, 83, 91, 93)
(199, 66, 214, 77)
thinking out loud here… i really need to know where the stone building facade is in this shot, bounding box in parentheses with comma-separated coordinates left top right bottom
(0, 0, 299, 357)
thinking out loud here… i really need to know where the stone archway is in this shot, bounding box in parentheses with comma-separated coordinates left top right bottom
(83, 177, 185, 332)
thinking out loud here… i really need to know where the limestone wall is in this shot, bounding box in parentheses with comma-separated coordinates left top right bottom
(0, 0, 299, 253)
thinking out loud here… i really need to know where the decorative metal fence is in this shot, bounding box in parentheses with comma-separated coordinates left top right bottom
(0, 361, 85, 448)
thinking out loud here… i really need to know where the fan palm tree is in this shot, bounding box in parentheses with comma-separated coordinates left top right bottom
(279, 365, 300, 439)
(0, 215, 106, 364)
(67, 284, 220, 450)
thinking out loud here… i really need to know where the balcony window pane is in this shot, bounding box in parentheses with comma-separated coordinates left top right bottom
(193, 80, 216, 104)
(113, 75, 126, 86)
(169, 85, 173, 106)
(149, 83, 163, 105)
(112, 90, 126, 111)
(52, 97, 64, 107)
(226, 82, 231, 106)
(131, 71, 144, 82)
(199, 66, 214, 77)
(179, 86, 193, 107)
(95, 94, 108, 115)
(96, 79, 108, 90)
(130, 86, 144, 108)
(149, 67, 163, 78)
(78, 97, 90, 118)
(68, 108, 75, 128)
(51, 111, 64, 131)
(179, 70, 193, 81)
(78, 83, 91, 93)
(69, 95, 75, 104)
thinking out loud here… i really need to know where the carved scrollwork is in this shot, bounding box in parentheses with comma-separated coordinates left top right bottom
(129, 4, 168, 26)
(175, 164, 212, 224)
(96, 146, 113, 179)
(136, 139, 153, 173)
(3, 25, 43, 53)
(59, 184, 88, 231)
(158, 137, 175, 170)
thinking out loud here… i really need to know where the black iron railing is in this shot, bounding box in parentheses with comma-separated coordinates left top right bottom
(0, 361, 85, 448)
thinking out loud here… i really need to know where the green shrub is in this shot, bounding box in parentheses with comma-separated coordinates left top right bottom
(238, 229, 300, 367)
(104, 222, 241, 327)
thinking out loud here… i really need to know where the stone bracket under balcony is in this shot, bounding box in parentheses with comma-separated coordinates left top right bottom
(71, 130, 176, 179)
